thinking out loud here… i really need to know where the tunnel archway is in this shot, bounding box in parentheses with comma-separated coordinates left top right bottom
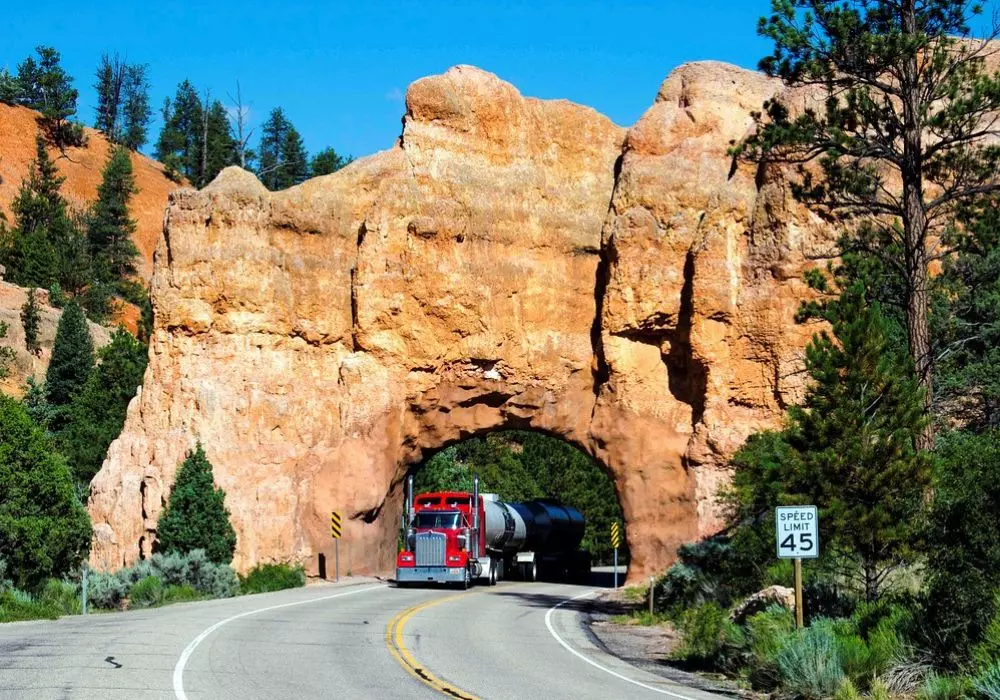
(410, 430, 629, 572)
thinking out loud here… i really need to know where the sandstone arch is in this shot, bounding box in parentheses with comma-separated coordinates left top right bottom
(88, 63, 831, 582)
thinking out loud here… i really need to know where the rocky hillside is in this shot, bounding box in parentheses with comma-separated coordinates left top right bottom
(0, 280, 109, 396)
(0, 102, 177, 281)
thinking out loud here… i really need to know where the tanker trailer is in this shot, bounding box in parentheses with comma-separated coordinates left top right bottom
(395, 474, 591, 588)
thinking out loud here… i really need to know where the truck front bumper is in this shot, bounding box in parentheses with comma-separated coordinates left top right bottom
(395, 566, 466, 584)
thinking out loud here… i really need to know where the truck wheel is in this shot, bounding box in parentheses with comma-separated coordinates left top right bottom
(461, 565, 471, 590)
(488, 562, 497, 586)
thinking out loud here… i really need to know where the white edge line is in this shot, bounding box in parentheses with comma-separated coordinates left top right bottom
(544, 589, 703, 700)
(173, 583, 386, 700)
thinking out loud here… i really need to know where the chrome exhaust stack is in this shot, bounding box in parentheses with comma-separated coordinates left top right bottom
(404, 473, 415, 551)
(472, 473, 480, 559)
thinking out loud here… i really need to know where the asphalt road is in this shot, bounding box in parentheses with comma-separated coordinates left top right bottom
(0, 574, 725, 700)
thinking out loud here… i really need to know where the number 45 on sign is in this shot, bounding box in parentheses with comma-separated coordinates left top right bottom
(775, 505, 819, 559)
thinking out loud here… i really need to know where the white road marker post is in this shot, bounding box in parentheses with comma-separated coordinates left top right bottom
(649, 576, 654, 616)
(81, 562, 88, 615)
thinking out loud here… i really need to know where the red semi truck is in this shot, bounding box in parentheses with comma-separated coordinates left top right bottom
(395, 474, 591, 588)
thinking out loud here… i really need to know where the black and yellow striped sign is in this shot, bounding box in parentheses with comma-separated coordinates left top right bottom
(611, 522, 621, 549)
(331, 511, 343, 539)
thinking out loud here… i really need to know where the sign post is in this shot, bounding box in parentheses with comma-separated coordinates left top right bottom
(775, 505, 819, 628)
(611, 522, 621, 589)
(331, 510, 343, 582)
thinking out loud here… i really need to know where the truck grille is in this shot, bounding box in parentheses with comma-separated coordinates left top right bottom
(414, 532, 446, 566)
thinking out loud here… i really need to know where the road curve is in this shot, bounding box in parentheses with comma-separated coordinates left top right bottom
(0, 578, 726, 700)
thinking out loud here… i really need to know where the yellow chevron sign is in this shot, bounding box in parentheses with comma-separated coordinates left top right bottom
(611, 522, 621, 549)
(331, 511, 343, 539)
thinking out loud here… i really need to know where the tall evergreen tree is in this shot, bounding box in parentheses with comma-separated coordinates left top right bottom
(310, 147, 351, 177)
(20, 289, 40, 356)
(45, 301, 94, 411)
(155, 80, 203, 183)
(1, 136, 76, 289)
(257, 108, 308, 190)
(157, 444, 237, 564)
(121, 64, 151, 151)
(729, 288, 931, 602)
(0, 68, 18, 104)
(0, 394, 92, 590)
(202, 100, 237, 186)
(735, 1, 1000, 449)
(15, 46, 83, 147)
(87, 147, 139, 287)
(59, 327, 147, 485)
(93, 53, 125, 142)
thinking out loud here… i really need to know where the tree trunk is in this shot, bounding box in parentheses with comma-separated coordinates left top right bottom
(901, 0, 935, 451)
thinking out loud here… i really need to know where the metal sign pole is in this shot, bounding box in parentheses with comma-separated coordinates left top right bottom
(336, 539, 340, 582)
(794, 557, 804, 628)
(613, 547, 618, 589)
(81, 563, 88, 615)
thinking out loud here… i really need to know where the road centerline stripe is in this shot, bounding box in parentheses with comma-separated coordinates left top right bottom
(172, 583, 385, 700)
(544, 589, 706, 699)
(385, 592, 482, 700)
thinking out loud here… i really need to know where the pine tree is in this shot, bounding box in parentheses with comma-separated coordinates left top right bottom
(122, 64, 151, 151)
(88, 147, 139, 286)
(2, 136, 76, 289)
(257, 108, 307, 190)
(202, 100, 237, 186)
(735, 2, 1000, 449)
(155, 81, 203, 183)
(45, 301, 94, 411)
(0, 322, 15, 380)
(59, 327, 147, 485)
(93, 54, 150, 151)
(16, 46, 83, 147)
(0, 394, 92, 590)
(730, 287, 931, 602)
(310, 147, 351, 177)
(20, 289, 40, 356)
(0, 67, 18, 104)
(156, 444, 237, 564)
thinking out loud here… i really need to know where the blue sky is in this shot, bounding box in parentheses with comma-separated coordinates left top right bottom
(2, 1, 773, 160)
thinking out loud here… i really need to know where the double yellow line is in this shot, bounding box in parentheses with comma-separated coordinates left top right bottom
(385, 593, 483, 700)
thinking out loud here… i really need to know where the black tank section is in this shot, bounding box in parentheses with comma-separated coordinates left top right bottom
(509, 499, 585, 553)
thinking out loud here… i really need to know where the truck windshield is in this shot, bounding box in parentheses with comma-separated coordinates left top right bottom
(413, 512, 462, 529)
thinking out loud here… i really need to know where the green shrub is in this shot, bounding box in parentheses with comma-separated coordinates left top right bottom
(156, 445, 237, 564)
(38, 579, 80, 615)
(974, 592, 1000, 672)
(0, 588, 60, 622)
(129, 576, 164, 608)
(869, 678, 891, 700)
(671, 602, 746, 671)
(976, 663, 1000, 700)
(149, 549, 239, 598)
(775, 620, 845, 700)
(162, 585, 201, 604)
(919, 672, 969, 700)
(834, 678, 862, 700)
(832, 623, 874, 688)
(742, 605, 795, 689)
(0, 395, 92, 590)
(86, 570, 129, 609)
(239, 563, 306, 595)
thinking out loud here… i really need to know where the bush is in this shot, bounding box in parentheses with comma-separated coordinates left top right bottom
(149, 549, 239, 598)
(671, 602, 746, 671)
(239, 563, 306, 595)
(776, 620, 845, 700)
(0, 395, 92, 590)
(744, 605, 796, 689)
(38, 579, 80, 615)
(919, 672, 969, 700)
(162, 584, 201, 604)
(156, 445, 237, 564)
(86, 570, 129, 609)
(0, 588, 60, 622)
(129, 576, 164, 608)
(976, 663, 1000, 700)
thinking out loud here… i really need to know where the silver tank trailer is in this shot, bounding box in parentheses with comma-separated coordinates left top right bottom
(481, 495, 585, 555)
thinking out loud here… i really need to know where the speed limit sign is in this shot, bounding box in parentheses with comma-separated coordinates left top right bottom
(775, 505, 819, 559)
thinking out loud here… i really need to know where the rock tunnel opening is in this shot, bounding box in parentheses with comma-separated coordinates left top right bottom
(404, 429, 630, 576)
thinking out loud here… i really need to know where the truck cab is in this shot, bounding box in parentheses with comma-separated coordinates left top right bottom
(395, 491, 482, 588)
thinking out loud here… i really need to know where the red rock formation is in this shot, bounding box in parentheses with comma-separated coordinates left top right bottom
(89, 64, 833, 582)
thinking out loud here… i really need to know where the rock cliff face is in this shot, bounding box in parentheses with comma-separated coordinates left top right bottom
(89, 64, 833, 581)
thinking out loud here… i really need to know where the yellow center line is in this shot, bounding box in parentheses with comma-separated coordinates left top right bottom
(385, 592, 483, 700)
